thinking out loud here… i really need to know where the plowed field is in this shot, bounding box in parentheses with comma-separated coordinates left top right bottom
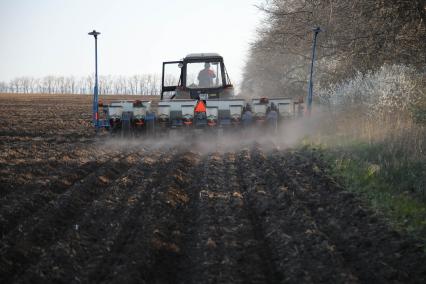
(1, 94, 425, 283)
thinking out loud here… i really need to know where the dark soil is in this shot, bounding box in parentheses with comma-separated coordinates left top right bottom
(1, 94, 425, 283)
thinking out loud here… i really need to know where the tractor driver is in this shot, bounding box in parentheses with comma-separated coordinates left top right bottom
(198, 62, 216, 88)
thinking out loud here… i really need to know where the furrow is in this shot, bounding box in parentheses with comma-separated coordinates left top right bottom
(90, 151, 200, 283)
(15, 150, 163, 283)
(235, 148, 283, 284)
(237, 146, 356, 283)
(178, 151, 271, 284)
(276, 152, 426, 283)
(0, 151, 121, 238)
(0, 150, 142, 282)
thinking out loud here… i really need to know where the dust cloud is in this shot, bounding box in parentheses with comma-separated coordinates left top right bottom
(100, 111, 325, 155)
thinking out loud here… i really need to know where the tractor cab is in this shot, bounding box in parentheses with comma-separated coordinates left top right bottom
(161, 53, 234, 100)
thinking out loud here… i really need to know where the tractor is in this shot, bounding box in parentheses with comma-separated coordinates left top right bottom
(94, 53, 300, 136)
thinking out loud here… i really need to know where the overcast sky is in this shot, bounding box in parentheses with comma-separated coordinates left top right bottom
(0, 0, 263, 86)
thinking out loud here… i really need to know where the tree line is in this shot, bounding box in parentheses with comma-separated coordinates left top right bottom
(242, 0, 426, 99)
(0, 74, 162, 95)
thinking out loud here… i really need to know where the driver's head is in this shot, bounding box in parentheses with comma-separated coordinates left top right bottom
(204, 62, 211, 69)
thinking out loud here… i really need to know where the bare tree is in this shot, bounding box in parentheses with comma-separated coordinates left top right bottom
(1, 74, 162, 96)
(242, 0, 426, 97)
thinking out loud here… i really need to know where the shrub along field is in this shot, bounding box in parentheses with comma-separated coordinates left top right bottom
(301, 65, 426, 243)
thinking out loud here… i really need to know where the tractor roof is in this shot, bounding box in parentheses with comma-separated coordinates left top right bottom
(184, 53, 223, 61)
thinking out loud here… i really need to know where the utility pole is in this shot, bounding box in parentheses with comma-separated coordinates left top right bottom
(88, 30, 101, 130)
(307, 27, 322, 116)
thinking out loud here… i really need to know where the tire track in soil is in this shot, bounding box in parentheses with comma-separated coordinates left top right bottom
(177, 151, 272, 284)
(0, 150, 121, 238)
(0, 149, 143, 283)
(89, 151, 200, 283)
(237, 146, 358, 283)
(16, 150, 164, 283)
(274, 152, 426, 283)
(234, 149, 282, 284)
